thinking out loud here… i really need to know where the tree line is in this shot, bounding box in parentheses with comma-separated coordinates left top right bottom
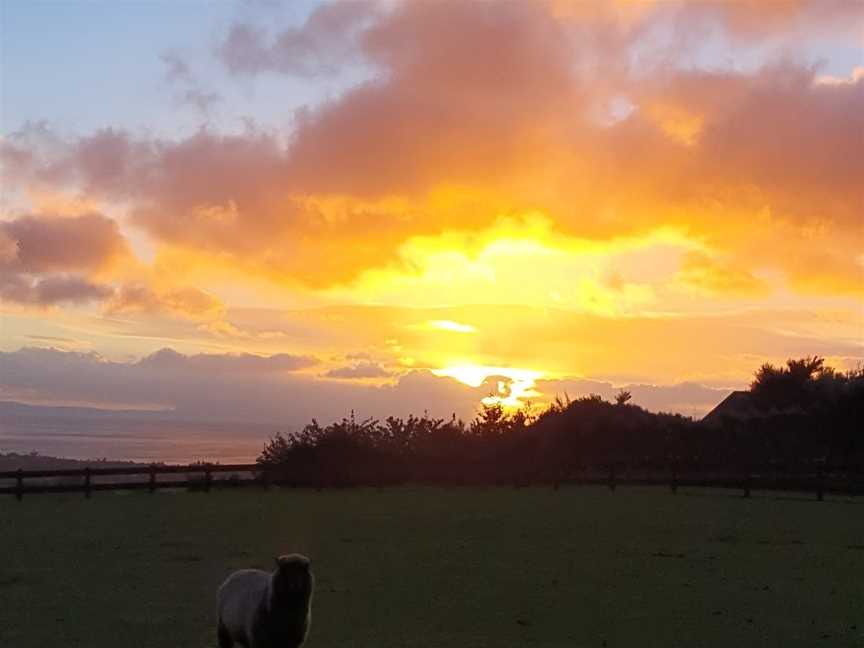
(257, 357, 863, 487)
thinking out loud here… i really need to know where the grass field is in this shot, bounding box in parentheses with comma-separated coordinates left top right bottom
(1, 486, 862, 647)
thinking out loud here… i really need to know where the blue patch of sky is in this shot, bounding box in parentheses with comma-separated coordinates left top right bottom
(1, 0, 372, 139)
(2, 1, 857, 140)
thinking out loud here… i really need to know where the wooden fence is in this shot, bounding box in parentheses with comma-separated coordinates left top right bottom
(1, 462, 859, 501)
(0, 463, 262, 500)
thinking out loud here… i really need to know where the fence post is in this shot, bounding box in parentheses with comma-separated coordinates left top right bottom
(148, 464, 157, 493)
(84, 467, 91, 499)
(670, 461, 678, 495)
(204, 466, 212, 493)
(608, 464, 616, 492)
(16, 469, 23, 501)
(816, 464, 824, 502)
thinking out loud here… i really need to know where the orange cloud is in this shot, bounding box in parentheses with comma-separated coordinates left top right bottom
(106, 283, 226, 321)
(2, 1, 861, 300)
(677, 252, 768, 296)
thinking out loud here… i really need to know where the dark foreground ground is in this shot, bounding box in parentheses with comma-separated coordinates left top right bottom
(1, 486, 861, 648)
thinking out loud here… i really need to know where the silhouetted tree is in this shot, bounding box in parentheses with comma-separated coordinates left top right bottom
(256, 357, 863, 487)
(750, 355, 825, 409)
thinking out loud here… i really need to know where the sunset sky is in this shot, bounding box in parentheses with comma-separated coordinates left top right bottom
(1, 0, 862, 426)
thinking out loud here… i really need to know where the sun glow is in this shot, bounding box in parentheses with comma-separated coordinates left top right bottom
(332, 216, 696, 314)
(424, 319, 478, 333)
(433, 364, 543, 409)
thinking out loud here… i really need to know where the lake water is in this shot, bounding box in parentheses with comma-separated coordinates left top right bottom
(0, 415, 281, 464)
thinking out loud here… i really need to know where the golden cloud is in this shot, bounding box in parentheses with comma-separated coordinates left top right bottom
(2, 0, 861, 302)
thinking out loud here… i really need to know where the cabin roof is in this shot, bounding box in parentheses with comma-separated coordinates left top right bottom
(701, 390, 756, 426)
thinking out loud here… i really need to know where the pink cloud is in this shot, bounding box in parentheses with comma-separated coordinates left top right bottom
(0, 274, 113, 307)
(0, 213, 125, 307)
(218, 1, 378, 76)
(1, 213, 127, 274)
(137, 347, 318, 373)
(325, 361, 391, 379)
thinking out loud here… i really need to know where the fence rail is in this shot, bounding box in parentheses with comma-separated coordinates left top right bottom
(0, 463, 258, 480)
(0, 463, 261, 500)
(1, 462, 860, 501)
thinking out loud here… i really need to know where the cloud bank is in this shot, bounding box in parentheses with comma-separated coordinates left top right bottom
(0, 346, 735, 424)
(3, 0, 861, 294)
(1, 0, 861, 424)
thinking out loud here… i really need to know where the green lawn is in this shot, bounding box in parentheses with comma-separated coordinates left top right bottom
(1, 486, 861, 647)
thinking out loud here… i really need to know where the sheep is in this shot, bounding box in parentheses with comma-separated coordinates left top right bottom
(217, 554, 314, 648)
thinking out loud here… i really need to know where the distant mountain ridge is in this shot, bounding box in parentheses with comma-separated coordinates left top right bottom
(0, 400, 179, 421)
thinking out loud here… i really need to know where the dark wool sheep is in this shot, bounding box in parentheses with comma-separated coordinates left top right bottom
(217, 554, 314, 648)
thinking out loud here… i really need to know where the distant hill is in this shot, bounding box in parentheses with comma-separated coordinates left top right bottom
(0, 400, 177, 421)
(0, 451, 151, 472)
